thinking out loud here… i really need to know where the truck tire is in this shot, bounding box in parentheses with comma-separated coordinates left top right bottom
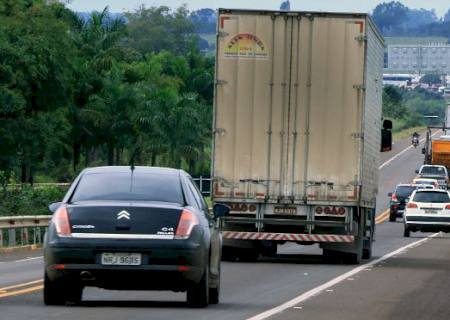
(323, 249, 339, 264)
(344, 251, 362, 265)
(362, 239, 372, 260)
(260, 241, 277, 257)
(237, 248, 259, 262)
(221, 247, 238, 262)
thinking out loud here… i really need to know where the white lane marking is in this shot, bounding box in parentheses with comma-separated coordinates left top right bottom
(246, 233, 439, 320)
(378, 131, 439, 170)
(11, 257, 43, 263)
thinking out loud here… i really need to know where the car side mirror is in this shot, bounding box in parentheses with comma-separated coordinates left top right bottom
(213, 203, 230, 219)
(415, 170, 419, 174)
(48, 202, 62, 213)
(388, 192, 393, 197)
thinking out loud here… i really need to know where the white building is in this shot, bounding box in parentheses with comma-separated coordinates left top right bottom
(388, 45, 450, 74)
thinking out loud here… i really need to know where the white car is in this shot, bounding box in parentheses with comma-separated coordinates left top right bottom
(415, 165, 448, 189)
(403, 189, 450, 237)
(412, 178, 439, 189)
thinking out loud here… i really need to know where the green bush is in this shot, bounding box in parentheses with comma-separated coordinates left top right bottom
(0, 185, 67, 216)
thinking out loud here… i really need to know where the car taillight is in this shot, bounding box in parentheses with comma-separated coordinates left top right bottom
(391, 194, 398, 202)
(406, 203, 418, 209)
(175, 209, 199, 240)
(445, 204, 450, 210)
(52, 207, 72, 237)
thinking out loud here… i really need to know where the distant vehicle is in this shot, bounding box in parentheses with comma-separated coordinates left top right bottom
(412, 178, 439, 189)
(388, 184, 434, 222)
(403, 189, 450, 237)
(212, 9, 389, 264)
(415, 165, 448, 189)
(382, 74, 413, 87)
(422, 129, 450, 177)
(44, 166, 228, 307)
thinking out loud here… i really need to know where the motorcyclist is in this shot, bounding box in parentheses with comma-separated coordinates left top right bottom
(412, 132, 420, 147)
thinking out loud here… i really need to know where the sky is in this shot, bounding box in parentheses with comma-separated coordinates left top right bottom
(66, 0, 450, 17)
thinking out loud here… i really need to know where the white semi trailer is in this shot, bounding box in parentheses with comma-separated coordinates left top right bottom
(212, 9, 390, 264)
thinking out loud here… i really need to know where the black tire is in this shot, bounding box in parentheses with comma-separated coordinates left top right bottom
(209, 260, 220, 305)
(362, 240, 372, 260)
(187, 268, 209, 308)
(362, 248, 372, 259)
(344, 252, 362, 265)
(221, 247, 238, 262)
(403, 227, 410, 238)
(44, 273, 82, 306)
(237, 250, 259, 262)
(389, 213, 396, 222)
(322, 249, 338, 264)
(261, 242, 277, 257)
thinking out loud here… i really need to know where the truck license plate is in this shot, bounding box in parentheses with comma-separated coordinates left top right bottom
(101, 253, 142, 266)
(274, 207, 297, 215)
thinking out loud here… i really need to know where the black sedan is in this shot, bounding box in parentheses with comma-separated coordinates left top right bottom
(44, 166, 229, 307)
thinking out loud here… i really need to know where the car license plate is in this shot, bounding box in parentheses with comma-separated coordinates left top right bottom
(101, 253, 142, 266)
(425, 210, 437, 214)
(274, 207, 297, 215)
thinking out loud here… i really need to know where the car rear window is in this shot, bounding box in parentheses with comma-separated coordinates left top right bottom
(420, 166, 446, 176)
(415, 180, 434, 185)
(395, 186, 416, 198)
(413, 191, 450, 203)
(71, 172, 184, 204)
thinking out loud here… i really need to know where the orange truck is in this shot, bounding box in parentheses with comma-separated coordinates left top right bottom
(431, 137, 450, 168)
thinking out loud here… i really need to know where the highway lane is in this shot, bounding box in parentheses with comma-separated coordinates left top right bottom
(268, 233, 450, 320)
(0, 135, 434, 320)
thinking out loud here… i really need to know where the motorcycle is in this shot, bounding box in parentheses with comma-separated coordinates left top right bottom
(412, 136, 419, 148)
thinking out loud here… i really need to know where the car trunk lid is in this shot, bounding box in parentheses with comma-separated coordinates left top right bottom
(67, 201, 183, 238)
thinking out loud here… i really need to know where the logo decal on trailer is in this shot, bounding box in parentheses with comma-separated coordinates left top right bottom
(224, 33, 269, 60)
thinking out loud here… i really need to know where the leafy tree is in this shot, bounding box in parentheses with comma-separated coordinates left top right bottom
(190, 8, 216, 34)
(373, 2, 408, 34)
(0, 0, 75, 182)
(383, 86, 406, 119)
(420, 73, 442, 85)
(125, 5, 196, 55)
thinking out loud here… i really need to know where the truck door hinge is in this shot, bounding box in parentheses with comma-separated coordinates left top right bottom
(355, 35, 367, 43)
(214, 128, 226, 135)
(351, 132, 364, 139)
(218, 31, 229, 38)
(353, 84, 366, 91)
(216, 80, 228, 86)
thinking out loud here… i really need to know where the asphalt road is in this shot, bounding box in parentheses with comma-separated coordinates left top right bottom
(0, 134, 445, 320)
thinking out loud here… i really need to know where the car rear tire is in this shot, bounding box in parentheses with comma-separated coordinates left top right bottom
(209, 261, 220, 305)
(403, 227, 410, 238)
(44, 272, 82, 306)
(187, 268, 209, 308)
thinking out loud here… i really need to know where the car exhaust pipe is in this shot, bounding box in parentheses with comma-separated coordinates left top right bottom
(80, 271, 95, 281)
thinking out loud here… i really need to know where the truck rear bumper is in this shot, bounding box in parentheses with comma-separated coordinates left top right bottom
(223, 231, 354, 243)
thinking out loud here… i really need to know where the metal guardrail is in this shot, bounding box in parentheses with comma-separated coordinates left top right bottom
(0, 216, 51, 248)
(0, 215, 51, 230)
